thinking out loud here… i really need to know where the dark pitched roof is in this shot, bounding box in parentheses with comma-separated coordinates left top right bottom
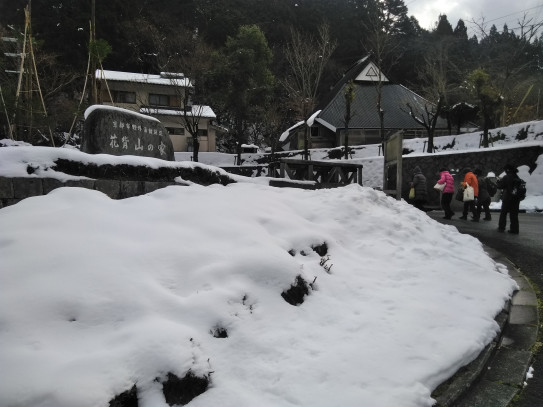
(315, 56, 448, 132)
(317, 56, 371, 110)
(317, 82, 448, 131)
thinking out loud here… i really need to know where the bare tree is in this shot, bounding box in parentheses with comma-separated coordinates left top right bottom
(283, 24, 336, 160)
(166, 30, 214, 163)
(471, 12, 543, 126)
(472, 13, 543, 44)
(129, 23, 214, 162)
(403, 96, 444, 153)
(343, 80, 355, 159)
(416, 42, 459, 135)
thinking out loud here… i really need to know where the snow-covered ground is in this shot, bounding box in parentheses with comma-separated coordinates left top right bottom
(0, 121, 541, 407)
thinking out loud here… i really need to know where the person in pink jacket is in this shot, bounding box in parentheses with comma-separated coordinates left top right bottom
(436, 167, 455, 219)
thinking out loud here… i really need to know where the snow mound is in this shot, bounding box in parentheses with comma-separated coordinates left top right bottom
(0, 183, 516, 407)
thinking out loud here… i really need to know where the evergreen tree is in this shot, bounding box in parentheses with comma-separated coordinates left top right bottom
(209, 25, 274, 162)
(435, 14, 453, 37)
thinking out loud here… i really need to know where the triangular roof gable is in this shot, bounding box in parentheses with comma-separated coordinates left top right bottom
(317, 55, 389, 110)
(354, 61, 389, 83)
(316, 56, 370, 110)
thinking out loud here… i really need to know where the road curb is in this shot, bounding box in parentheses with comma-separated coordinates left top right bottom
(431, 247, 539, 407)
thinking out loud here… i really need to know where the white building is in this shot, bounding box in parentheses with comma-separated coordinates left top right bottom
(95, 70, 221, 153)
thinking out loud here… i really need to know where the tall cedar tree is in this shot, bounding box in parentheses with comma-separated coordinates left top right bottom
(210, 25, 274, 163)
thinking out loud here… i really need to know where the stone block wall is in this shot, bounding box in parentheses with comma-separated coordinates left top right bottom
(0, 177, 184, 209)
(401, 145, 543, 210)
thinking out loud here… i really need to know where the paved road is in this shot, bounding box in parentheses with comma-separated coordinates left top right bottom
(428, 210, 543, 407)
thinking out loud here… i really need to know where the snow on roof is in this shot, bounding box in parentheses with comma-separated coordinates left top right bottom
(279, 121, 305, 143)
(84, 104, 160, 122)
(306, 110, 322, 127)
(452, 102, 477, 109)
(314, 117, 336, 133)
(96, 70, 192, 87)
(140, 105, 216, 119)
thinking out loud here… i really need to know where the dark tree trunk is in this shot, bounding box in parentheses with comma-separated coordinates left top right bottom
(344, 128, 349, 159)
(236, 117, 243, 165)
(304, 126, 310, 160)
(482, 113, 491, 148)
(192, 135, 199, 162)
(427, 129, 434, 153)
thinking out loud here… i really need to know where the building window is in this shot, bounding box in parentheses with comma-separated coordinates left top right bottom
(149, 93, 170, 107)
(112, 91, 136, 104)
(166, 127, 185, 135)
(339, 129, 365, 145)
(198, 129, 208, 138)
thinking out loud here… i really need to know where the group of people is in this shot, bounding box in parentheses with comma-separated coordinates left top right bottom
(409, 164, 522, 234)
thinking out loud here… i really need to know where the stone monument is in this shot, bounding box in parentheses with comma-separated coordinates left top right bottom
(81, 105, 175, 161)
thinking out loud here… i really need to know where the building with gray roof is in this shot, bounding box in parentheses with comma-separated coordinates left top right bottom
(280, 56, 449, 151)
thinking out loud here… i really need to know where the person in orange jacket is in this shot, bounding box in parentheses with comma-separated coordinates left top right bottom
(459, 168, 479, 221)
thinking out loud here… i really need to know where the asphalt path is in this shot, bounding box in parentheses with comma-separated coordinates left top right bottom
(427, 210, 543, 407)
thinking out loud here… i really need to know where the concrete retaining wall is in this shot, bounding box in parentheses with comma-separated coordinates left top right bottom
(401, 144, 543, 211)
(0, 177, 184, 209)
(2, 144, 541, 210)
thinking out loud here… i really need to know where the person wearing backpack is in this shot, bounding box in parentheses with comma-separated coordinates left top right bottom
(474, 168, 492, 221)
(486, 172, 498, 199)
(496, 164, 521, 234)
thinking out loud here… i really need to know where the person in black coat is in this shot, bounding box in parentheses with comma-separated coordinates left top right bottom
(496, 164, 520, 234)
(410, 166, 428, 211)
(474, 168, 492, 221)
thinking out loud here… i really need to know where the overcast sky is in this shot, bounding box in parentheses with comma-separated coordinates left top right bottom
(406, 0, 543, 38)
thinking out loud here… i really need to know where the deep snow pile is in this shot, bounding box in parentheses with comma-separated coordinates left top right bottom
(0, 182, 516, 407)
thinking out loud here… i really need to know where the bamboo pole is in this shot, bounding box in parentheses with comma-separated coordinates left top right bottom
(28, 29, 55, 146)
(99, 62, 114, 106)
(0, 85, 14, 139)
(68, 21, 93, 138)
(11, 5, 29, 139)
